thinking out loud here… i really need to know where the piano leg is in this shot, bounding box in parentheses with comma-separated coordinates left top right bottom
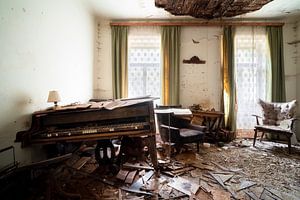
(117, 136, 158, 171)
(143, 135, 158, 171)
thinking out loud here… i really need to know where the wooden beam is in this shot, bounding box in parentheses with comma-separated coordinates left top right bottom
(110, 21, 284, 27)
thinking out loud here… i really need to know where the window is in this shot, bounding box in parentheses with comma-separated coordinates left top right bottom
(235, 27, 271, 130)
(128, 27, 161, 103)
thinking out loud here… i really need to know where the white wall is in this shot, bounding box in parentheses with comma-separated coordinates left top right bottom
(0, 0, 95, 164)
(297, 21, 300, 141)
(180, 27, 222, 110)
(283, 23, 297, 101)
(93, 19, 113, 99)
(283, 21, 299, 140)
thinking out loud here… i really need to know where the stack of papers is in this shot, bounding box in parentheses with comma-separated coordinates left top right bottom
(154, 108, 192, 115)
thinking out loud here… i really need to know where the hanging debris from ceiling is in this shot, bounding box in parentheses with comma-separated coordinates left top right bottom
(155, 0, 273, 19)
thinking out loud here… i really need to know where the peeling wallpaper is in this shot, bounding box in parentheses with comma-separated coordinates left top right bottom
(283, 22, 298, 101)
(180, 27, 222, 110)
(295, 20, 300, 140)
(295, 21, 300, 108)
(93, 20, 113, 99)
(283, 21, 299, 139)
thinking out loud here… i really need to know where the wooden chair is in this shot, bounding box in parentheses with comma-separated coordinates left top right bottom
(253, 99, 297, 154)
(155, 105, 205, 153)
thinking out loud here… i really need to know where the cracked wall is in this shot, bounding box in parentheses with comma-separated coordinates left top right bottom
(180, 27, 222, 110)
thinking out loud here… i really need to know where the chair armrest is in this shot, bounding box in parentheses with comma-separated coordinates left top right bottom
(186, 124, 206, 132)
(290, 118, 299, 130)
(159, 124, 180, 142)
(252, 114, 262, 125)
(160, 124, 179, 131)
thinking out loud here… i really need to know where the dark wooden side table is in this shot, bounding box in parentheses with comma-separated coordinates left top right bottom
(191, 111, 224, 141)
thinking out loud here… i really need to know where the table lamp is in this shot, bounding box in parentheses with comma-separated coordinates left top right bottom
(47, 90, 61, 109)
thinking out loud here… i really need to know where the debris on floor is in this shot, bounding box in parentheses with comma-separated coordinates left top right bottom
(1, 139, 299, 200)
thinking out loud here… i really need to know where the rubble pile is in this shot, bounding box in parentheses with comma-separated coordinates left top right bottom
(1, 139, 299, 200)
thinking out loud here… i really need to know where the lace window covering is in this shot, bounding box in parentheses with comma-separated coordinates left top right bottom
(235, 27, 271, 130)
(128, 27, 161, 104)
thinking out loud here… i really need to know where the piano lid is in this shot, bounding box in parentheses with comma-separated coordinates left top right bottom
(55, 96, 158, 111)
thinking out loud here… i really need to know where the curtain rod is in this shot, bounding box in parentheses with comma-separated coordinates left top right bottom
(110, 21, 284, 27)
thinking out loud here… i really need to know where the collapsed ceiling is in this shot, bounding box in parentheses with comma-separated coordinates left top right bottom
(155, 0, 273, 19)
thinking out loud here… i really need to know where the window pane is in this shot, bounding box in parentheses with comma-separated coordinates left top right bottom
(235, 27, 271, 130)
(128, 34, 161, 103)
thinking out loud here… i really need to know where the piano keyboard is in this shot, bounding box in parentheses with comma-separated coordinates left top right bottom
(37, 122, 150, 138)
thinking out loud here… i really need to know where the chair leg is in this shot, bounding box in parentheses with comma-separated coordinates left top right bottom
(260, 132, 265, 142)
(288, 136, 292, 154)
(253, 129, 258, 147)
(175, 144, 183, 154)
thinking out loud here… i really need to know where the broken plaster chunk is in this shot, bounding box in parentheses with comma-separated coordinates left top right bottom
(214, 174, 234, 183)
(203, 143, 211, 148)
(237, 180, 256, 191)
(222, 146, 229, 150)
(168, 176, 200, 196)
(159, 184, 172, 199)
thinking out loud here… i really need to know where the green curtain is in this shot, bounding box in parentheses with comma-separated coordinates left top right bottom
(267, 26, 286, 102)
(223, 26, 236, 131)
(111, 26, 128, 99)
(161, 26, 181, 105)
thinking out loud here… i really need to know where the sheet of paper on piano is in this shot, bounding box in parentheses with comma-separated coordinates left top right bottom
(90, 101, 118, 109)
(154, 108, 192, 115)
(90, 97, 158, 110)
(55, 97, 158, 111)
(56, 103, 91, 110)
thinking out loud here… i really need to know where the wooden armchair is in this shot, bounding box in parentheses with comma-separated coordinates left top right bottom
(155, 105, 205, 153)
(253, 99, 297, 154)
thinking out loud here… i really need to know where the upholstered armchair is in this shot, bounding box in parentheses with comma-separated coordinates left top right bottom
(253, 99, 298, 154)
(155, 105, 205, 154)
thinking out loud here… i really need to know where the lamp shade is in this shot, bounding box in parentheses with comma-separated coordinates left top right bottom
(47, 90, 61, 103)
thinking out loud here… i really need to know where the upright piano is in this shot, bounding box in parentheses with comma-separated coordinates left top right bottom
(15, 98, 157, 168)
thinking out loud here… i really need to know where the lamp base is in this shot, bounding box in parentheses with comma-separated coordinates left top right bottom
(53, 102, 60, 110)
